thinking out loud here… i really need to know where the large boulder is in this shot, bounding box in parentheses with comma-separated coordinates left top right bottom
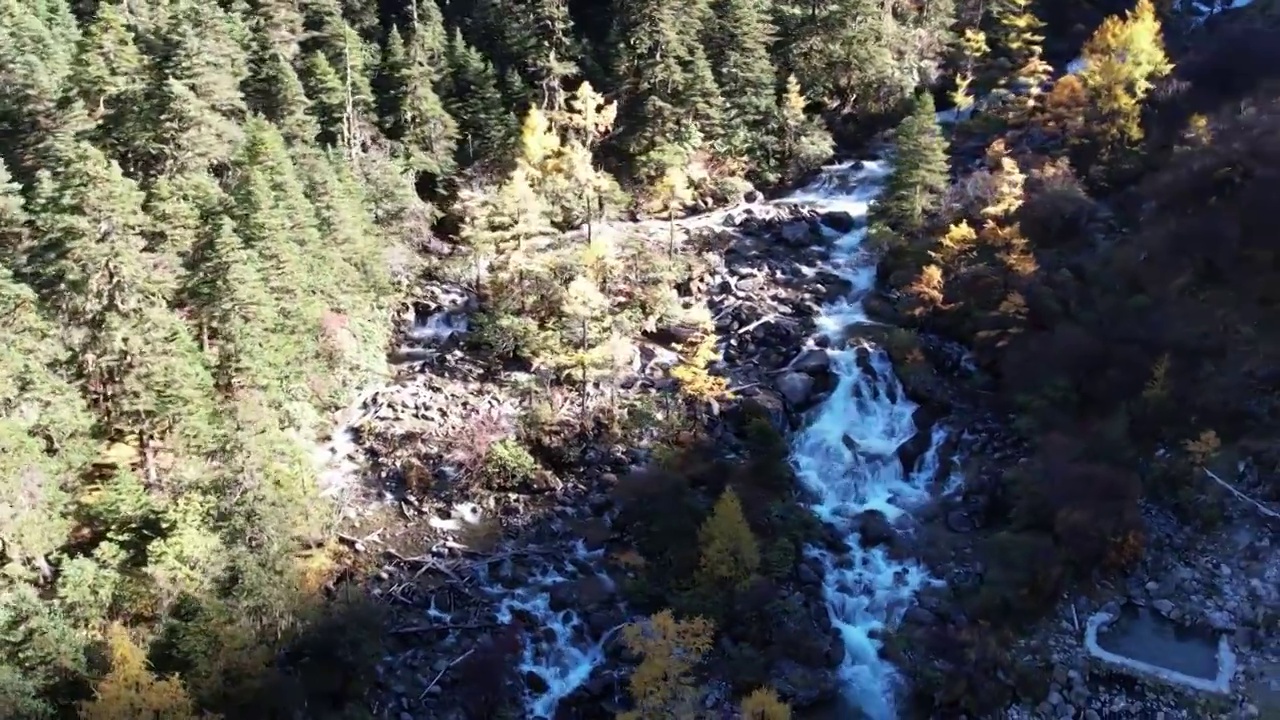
(780, 220, 816, 246)
(771, 660, 839, 708)
(851, 509, 897, 549)
(821, 211, 860, 234)
(791, 348, 832, 375)
(733, 389, 790, 433)
(776, 371, 816, 407)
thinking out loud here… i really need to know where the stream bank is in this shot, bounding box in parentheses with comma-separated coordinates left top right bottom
(308, 154, 1010, 719)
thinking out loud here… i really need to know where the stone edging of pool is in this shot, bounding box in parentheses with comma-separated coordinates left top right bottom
(1083, 610, 1238, 694)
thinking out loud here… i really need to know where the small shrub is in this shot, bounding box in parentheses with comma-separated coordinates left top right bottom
(447, 409, 513, 476)
(740, 686, 792, 719)
(612, 462, 705, 598)
(760, 538, 798, 581)
(1018, 157, 1096, 246)
(480, 439, 539, 488)
(966, 531, 1064, 624)
(80, 624, 208, 720)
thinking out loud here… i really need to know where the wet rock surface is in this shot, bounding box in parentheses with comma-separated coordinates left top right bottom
(347, 191, 894, 719)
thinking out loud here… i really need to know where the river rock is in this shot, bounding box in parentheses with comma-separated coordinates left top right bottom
(736, 390, 789, 432)
(896, 430, 934, 475)
(821, 211, 859, 234)
(771, 660, 838, 708)
(902, 606, 940, 626)
(524, 670, 550, 694)
(792, 348, 832, 375)
(780, 220, 815, 246)
(852, 510, 897, 549)
(945, 510, 976, 533)
(776, 371, 816, 407)
(549, 575, 616, 613)
(861, 294, 902, 325)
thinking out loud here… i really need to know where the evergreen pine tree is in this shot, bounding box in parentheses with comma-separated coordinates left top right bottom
(708, 0, 780, 178)
(406, 0, 449, 76)
(0, 163, 93, 577)
(443, 29, 516, 169)
(303, 49, 350, 146)
(72, 2, 146, 121)
(878, 91, 949, 233)
(612, 0, 717, 182)
(27, 140, 217, 460)
(516, 0, 581, 111)
(776, 0, 951, 117)
(0, 0, 89, 180)
(244, 21, 318, 144)
(224, 119, 328, 403)
(189, 217, 285, 396)
(383, 26, 459, 176)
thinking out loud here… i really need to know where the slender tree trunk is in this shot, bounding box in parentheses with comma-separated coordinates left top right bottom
(668, 204, 676, 258)
(580, 315, 589, 427)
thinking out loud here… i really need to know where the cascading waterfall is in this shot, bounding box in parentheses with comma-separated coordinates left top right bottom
(368, 158, 951, 719)
(482, 542, 623, 718)
(486, 159, 949, 718)
(786, 160, 948, 719)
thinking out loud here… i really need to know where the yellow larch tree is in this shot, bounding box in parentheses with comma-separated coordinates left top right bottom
(617, 610, 715, 720)
(654, 164, 695, 257)
(670, 331, 731, 408)
(79, 624, 214, 720)
(696, 487, 760, 591)
(951, 28, 990, 112)
(1077, 0, 1172, 153)
(980, 139, 1026, 220)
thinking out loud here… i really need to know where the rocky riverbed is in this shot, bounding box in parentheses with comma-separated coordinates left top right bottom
(312, 143, 1280, 720)
(321, 163, 940, 719)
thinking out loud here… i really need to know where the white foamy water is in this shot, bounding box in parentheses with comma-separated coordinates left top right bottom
(485, 160, 951, 718)
(359, 159, 953, 718)
(477, 541, 624, 718)
(785, 161, 948, 719)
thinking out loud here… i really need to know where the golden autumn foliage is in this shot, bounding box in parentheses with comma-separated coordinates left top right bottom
(671, 333, 731, 405)
(695, 487, 760, 591)
(951, 28, 989, 111)
(519, 106, 561, 168)
(80, 624, 213, 720)
(1183, 430, 1221, 466)
(617, 610, 715, 720)
(980, 140, 1026, 219)
(740, 686, 793, 719)
(1038, 73, 1090, 148)
(1180, 113, 1213, 149)
(1077, 0, 1173, 151)
(654, 164, 696, 256)
(933, 219, 978, 267)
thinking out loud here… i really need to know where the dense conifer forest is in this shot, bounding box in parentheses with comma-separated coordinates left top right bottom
(2, 0, 1280, 717)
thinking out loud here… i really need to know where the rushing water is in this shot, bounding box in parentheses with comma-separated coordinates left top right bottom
(350, 158, 951, 718)
(785, 160, 947, 719)
(482, 158, 950, 718)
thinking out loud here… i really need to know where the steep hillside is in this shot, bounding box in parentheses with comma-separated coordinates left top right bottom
(871, 1, 1280, 716)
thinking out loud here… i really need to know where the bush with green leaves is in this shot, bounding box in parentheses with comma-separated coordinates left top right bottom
(480, 438, 540, 489)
